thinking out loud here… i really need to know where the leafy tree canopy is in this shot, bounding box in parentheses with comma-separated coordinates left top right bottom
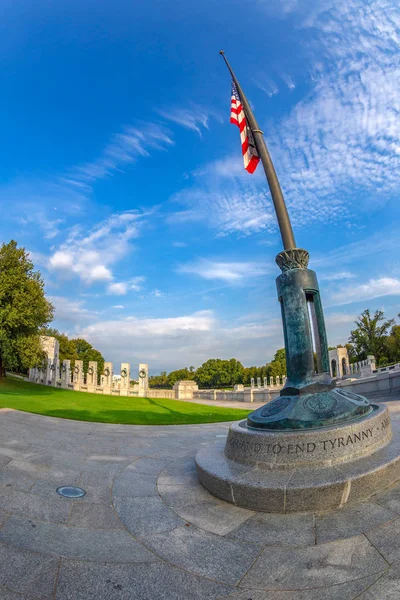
(349, 309, 394, 365)
(0, 241, 53, 376)
(195, 358, 245, 389)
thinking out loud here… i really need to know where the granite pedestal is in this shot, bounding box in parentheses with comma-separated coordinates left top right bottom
(195, 404, 400, 512)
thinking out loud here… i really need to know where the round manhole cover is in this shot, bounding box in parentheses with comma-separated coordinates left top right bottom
(56, 486, 86, 498)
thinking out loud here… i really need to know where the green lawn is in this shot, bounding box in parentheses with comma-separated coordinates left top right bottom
(0, 377, 251, 425)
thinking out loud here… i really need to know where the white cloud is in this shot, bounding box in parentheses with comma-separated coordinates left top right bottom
(319, 271, 355, 282)
(331, 277, 400, 306)
(49, 296, 95, 324)
(80, 311, 285, 371)
(152, 289, 164, 297)
(178, 260, 271, 282)
(252, 73, 279, 97)
(269, 0, 400, 220)
(70, 123, 174, 184)
(171, 0, 400, 237)
(156, 106, 221, 136)
(112, 305, 124, 309)
(107, 277, 145, 295)
(107, 282, 128, 295)
(325, 311, 358, 346)
(2, 121, 173, 243)
(49, 211, 144, 286)
(170, 183, 276, 236)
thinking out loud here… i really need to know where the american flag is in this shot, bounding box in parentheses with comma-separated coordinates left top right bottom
(230, 80, 260, 174)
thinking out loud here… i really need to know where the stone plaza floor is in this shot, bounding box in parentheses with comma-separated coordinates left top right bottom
(1, 403, 400, 599)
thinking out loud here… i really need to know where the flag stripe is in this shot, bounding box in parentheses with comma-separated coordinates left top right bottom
(230, 81, 260, 174)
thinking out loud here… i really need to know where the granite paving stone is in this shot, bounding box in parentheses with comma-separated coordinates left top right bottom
(74, 483, 112, 504)
(365, 516, 400, 563)
(373, 482, 400, 514)
(0, 585, 28, 599)
(124, 457, 173, 475)
(218, 572, 385, 599)
(240, 534, 388, 590)
(357, 562, 400, 599)
(0, 542, 59, 599)
(0, 471, 36, 492)
(56, 559, 234, 600)
(0, 508, 10, 527)
(171, 499, 254, 535)
(315, 501, 397, 543)
(68, 503, 124, 529)
(0, 489, 72, 523)
(157, 481, 220, 508)
(0, 516, 159, 563)
(0, 455, 12, 468)
(2, 404, 400, 599)
(145, 525, 263, 585)
(228, 512, 315, 546)
(158, 456, 199, 485)
(113, 471, 158, 498)
(113, 495, 186, 535)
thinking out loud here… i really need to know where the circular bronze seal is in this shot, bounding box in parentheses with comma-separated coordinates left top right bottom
(260, 396, 291, 418)
(303, 394, 337, 417)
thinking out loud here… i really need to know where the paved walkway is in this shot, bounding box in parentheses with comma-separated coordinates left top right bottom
(1, 404, 400, 599)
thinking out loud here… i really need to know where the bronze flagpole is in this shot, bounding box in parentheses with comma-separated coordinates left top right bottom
(220, 51, 296, 251)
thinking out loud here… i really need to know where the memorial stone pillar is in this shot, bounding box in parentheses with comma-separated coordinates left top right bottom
(263, 377, 268, 388)
(250, 378, 255, 389)
(87, 361, 98, 391)
(53, 359, 60, 386)
(257, 377, 261, 389)
(61, 360, 71, 387)
(46, 358, 52, 385)
(73, 360, 84, 389)
(120, 363, 130, 396)
(138, 363, 149, 397)
(102, 362, 113, 393)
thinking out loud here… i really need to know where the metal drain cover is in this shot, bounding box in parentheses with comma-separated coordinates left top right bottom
(56, 486, 86, 498)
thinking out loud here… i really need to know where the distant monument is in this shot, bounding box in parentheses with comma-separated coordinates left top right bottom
(195, 53, 399, 512)
(29, 340, 152, 398)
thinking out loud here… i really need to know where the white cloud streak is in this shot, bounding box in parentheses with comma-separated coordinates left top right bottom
(156, 106, 222, 136)
(178, 259, 271, 282)
(107, 277, 145, 295)
(331, 277, 400, 305)
(49, 211, 144, 286)
(171, 0, 400, 237)
(70, 123, 174, 184)
(80, 311, 284, 371)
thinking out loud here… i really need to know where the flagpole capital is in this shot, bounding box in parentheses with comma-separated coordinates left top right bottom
(219, 50, 225, 55)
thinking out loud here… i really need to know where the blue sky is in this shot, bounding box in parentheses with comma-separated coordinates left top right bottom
(1, 0, 400, 373)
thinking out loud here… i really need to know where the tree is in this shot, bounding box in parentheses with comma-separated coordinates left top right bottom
(382, 321, 400, 365)
(149, 371, 168, 389)
(268, 348, 286, 378)
(349, 309, 394, 364)
(0, 241, 53, 376)
(70, 338, 105, 377)
(167, 368, 196, 388)
(195, 358, 244, 389)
